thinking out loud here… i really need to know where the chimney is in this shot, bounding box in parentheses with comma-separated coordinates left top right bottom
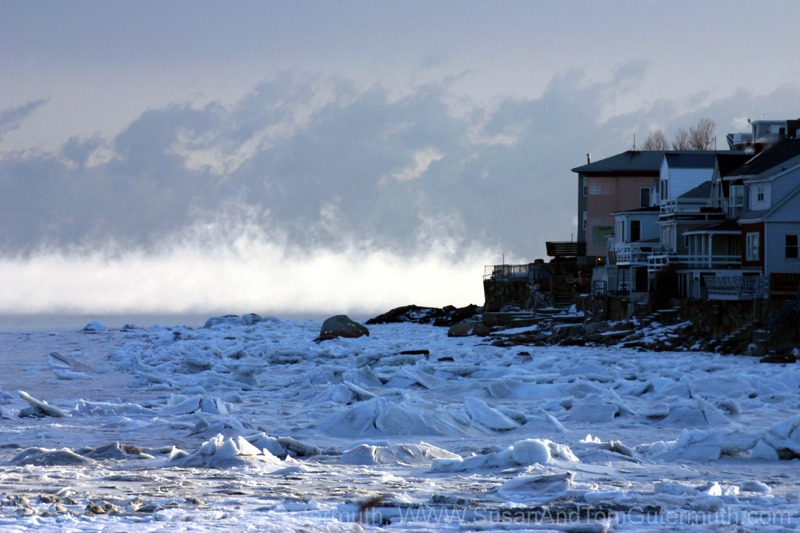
(586, 153, 591, 164)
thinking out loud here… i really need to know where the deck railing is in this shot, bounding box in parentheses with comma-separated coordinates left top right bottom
(485, 264, 529, 279)
(611, 242, 667, 266)
(705, 275, 768, 300)
(647, 254, 741, 272)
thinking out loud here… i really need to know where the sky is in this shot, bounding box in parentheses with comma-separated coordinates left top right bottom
(2, 0, 799, 317)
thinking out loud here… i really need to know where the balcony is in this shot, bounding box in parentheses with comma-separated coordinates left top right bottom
(647, 253, 742, 272)
(484, 263, 550, 283)
(609, 241, 666, 267)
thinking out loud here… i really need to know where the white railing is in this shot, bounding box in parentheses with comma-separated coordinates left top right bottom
(647, 254, 742, 272)
(612, 242, 667, 266)
(705, 276, 769, 300)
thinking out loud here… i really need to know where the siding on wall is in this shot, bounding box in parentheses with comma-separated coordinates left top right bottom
(661, 166, 715, 201)
(584, 175, 656, 257)
(764, 190, 800, 274)
(768, 166, 800, 201)
(765, 222, 800, 274)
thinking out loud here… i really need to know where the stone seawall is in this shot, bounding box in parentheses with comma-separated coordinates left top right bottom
(483, 278, 534, 312)
(483, 289, 799, 354)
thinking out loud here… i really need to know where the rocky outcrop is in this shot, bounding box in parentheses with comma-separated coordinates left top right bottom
(367, 304, 480, 327)
(315, 315, 370, 342)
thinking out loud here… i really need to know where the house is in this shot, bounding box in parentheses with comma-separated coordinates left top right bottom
(571, 151, 664, 260)
(485, 118, 800, 313)
(730, 138, 800, 298)
(579, 150, 739, 296)
(651, 152, 751, 298)
(606, 205, 661, 293)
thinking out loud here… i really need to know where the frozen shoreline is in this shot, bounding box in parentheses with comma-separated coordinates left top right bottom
(1, 317, 799, 531)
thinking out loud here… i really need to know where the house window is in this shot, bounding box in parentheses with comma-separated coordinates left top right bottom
(660, 179, 669, 201)
(640, 187, 651, 208)
(582, 177, 588, 196)
(787, 235, 799, 259)
(582, 212, 587, 231)
(756, 184, 765, 202)
(730, 185, 744, 207)
(746, 232, 760, 262)
(631, 220, 641, 242)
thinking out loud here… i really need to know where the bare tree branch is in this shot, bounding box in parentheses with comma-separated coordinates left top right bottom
(688, 118, 716, 149)
(642, 129, 669, 150)
(672, 127, 690, 150)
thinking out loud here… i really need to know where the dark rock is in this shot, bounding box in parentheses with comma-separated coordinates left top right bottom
(203, 315, 245, 328)
(366, 304, 481, 327)
(315, 315, 370, 342)
(447, 320, 490, 337)
(241, 313, 264, 325)
(759, 353, 797, 364)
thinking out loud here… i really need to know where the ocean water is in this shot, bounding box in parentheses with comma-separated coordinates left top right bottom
(0, 313, 211, 332)
(0, 311, 336, 333)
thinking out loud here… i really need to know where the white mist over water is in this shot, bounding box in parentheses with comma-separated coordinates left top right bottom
(0, 230, 498, 320)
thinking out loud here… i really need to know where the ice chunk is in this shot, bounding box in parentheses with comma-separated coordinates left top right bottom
(464, 397, 520, 431)
(18, 391, 67, 418)
(171, 433, 284, 468)
(10, 447, 92, 466)
(340, 442, 461, 465)
(82, 321, 108, 333)
(316, 397, 461, 437)
(497, 471, 574, 500)
(431, 438, 579, 472)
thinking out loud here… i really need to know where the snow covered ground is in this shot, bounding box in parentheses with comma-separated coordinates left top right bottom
(1, 315, 799, 532)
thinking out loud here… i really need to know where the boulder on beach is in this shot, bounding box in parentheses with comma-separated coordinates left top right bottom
(315, 315, 370, 342)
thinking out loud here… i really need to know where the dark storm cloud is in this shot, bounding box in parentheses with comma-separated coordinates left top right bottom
(2, 69, 799, 259)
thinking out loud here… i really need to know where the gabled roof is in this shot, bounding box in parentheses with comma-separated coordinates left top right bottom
(725, 138, 800, 180)
(663, 152, 728, 169)
(679, 180, 712, 199)
(739, 175, 800, 224)
(739, 153, 800, 183)
(571, 150, 665, 175)
(572, 150, 740, 176)
(715, 153, 752, 177)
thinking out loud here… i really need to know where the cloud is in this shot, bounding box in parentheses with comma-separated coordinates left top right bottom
(0, 98, 50, 141)
(2, 67, 800, 314)
(381, 146, 445, 183)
